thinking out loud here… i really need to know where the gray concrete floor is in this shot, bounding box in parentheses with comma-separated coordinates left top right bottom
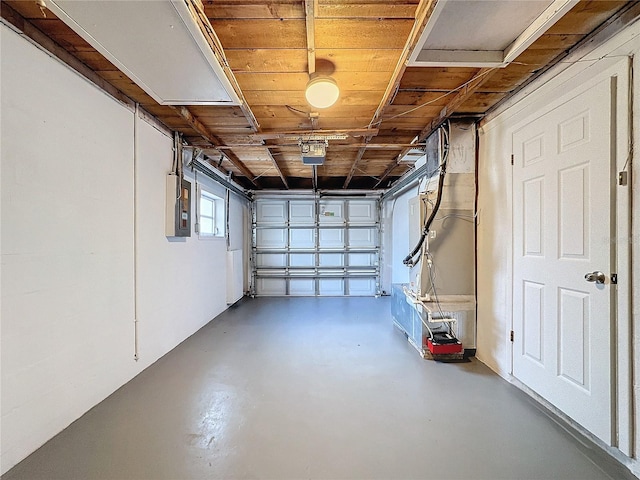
(2, 297, 625, 480)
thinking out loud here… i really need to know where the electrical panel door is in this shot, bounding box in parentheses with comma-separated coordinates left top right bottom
(166, 174, 191, 237)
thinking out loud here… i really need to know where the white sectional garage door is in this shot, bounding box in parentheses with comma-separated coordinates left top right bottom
(252, 197, 380, 296)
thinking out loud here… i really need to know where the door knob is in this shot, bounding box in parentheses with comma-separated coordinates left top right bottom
(584, 271, 606, 284)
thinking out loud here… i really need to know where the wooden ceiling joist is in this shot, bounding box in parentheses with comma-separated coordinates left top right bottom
(342, 144, 369, 189)
(374, 0, 639, 189)
(305, 0, 316, 74)
(219, 142, 416, 150)
(368, 0, 439, 129)
(185, 0, 260, 133)
(419, 67, 500, 142)
(2, 0, 632, 191)
(343, 0, 438, 188)
(374, 67, 498, 187)
(252, 128, 379, 140)
(171, 106, 259, 187)
(266, 148, 289, 189)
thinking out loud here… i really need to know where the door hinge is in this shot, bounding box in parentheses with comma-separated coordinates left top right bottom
(511, 154, 514, 166)
(510, 330, 514, 342)
(611, 273, 618, 284)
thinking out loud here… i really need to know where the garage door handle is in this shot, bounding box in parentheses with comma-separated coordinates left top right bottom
(584, 271, 605, 284)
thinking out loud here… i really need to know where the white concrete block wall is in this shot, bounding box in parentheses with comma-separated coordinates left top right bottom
(0, 24, 245, 474)
(633, 40, 640, 480)
(1, 26, 137, 472)
(134, 120, 238, 363)
(476, 125, 512, 377)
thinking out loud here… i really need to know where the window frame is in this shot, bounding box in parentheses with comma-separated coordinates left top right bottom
(197, 186, 225, 240)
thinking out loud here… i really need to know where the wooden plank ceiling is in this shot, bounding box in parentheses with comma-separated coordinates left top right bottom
(1, 0, 634, 190)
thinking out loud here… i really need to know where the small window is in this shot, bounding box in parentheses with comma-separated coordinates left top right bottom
(198, 188, 224, 238)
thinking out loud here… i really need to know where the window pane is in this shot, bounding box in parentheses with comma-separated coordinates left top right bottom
(200, 217, 214, 235)
(200, 197, 214, 216)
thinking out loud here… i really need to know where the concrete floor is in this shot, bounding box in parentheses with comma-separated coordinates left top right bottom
(2, 297, 626, 480)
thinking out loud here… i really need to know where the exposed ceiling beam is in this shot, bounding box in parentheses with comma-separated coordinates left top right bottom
(342, 145, 369, 189)
(304, 0, 316, 75)
(483, 0, 640, 123)
(266, 148, 289, 189)
(374, 67, 498, 188)
(170, 106, 259, 187)
(369, 0, 440, 129)
(252, 129, 378, 140)
(375, 0, 640, 190)
(343, 0, 439, 188)
(417, 67, 497, 143)
(186, 0, 260, 132)
(210, 143, 422, 150)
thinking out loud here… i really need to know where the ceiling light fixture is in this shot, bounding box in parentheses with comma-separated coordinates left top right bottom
(305, 73, 339, 109)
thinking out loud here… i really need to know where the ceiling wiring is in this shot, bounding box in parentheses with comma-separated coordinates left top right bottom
(366, 67, 499, 130)
(286, 105, 310, 116)
(252, 165, 277, 181)
(363, 51, 631, 133)
(353, 165, 382, 182)
(510, 52, 632, 67)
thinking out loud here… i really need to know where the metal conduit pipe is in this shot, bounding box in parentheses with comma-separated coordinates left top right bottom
(225, 189, 231, 249)
(133, 103, 140, 361)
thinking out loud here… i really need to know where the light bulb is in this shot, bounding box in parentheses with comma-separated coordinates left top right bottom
(305, 75, 339, 109)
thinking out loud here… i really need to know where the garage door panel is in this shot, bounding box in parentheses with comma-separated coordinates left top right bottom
(290, 253, 314, 267)
(348, 278, 377, 296)
(257, 253, 286, 268)
(290, 278, 315, 295)
(253, 198, 379, 296)
(257, 201, 287, 224)
(256, 229, 287, 248)
(348, 228, 377, 248)
(348, 201, 378, 223)
(290, 229, 315, 249)
(257, 278, 286, 295)
(319, 279, 344, 296)
(319, 201, 344, 223)
(319, 229, 345, 248)
(319, 253, 344, 267)
(290, 201, 315, 224)
(349, 253, 376, 266)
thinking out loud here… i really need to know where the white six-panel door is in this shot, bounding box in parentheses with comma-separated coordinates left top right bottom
(512, 77, 615, 444)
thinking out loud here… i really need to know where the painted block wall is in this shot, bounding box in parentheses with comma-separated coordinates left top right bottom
(1, 24, 246, 474)
(476, 19, 640, 476)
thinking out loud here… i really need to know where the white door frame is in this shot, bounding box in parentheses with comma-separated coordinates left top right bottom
(508, 58, 632, 455)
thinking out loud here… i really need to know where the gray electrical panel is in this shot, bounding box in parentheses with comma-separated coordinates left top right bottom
(166, 174, 191, 237)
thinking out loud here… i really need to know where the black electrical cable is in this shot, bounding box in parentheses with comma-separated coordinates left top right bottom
(403, 126, 449, 267)
(402, 164, 446, 266)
